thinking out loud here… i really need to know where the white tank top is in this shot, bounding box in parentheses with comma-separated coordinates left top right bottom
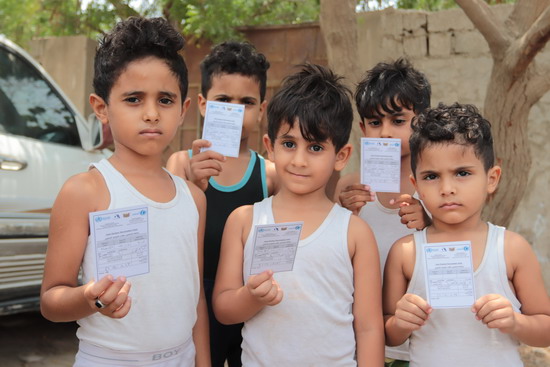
(77, 159, 200, 352)
(359, 194, 418, 360)
(407, 223, 523, 367)
(241, 197, 357, 366)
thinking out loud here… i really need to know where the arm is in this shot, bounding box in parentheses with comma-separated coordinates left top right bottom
(472, 230, 550, 347)
(188, 182, 211, 366)
(333, 172, 374, 215)
(40, 171, 131, 322)
(348, 216, 384, 367)
(212, 206, 283, 324)
(383, 236, 432, 346)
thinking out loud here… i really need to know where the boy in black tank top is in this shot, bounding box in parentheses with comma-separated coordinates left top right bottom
(167, 41, 278, 367)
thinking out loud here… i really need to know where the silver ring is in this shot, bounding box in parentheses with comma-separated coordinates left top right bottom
(95, 298, 106, 309)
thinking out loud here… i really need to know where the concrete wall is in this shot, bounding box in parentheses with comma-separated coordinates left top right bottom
(27, 5, 550, 287)
(28, 36, 96, 118)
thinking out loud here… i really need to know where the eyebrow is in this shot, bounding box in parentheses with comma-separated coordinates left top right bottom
(122, 90, 178, 99)
(213, 94, 258, 102)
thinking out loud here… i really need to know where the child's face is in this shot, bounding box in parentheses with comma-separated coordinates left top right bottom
(91, 56, 189, 157)
(263, 122, 350, 197)
(199, 73, 266, 143)
(360, 104, 415, 158)
(411, 143, 500, 228)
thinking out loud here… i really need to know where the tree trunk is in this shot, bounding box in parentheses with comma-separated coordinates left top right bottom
(457, 0, 550, 227)
(482, 65, 533, 225)
(319, 0, 362, 179)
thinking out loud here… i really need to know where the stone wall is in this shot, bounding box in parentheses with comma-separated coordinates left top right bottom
(27, 5, 550, 289)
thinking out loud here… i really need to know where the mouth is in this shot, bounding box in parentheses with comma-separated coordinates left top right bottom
(440, 202, 461, 209)
(140, 129, 162, 136)
(288, 171, 308, 178)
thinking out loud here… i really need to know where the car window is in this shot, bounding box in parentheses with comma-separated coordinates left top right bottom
(0, 44, 81, 146)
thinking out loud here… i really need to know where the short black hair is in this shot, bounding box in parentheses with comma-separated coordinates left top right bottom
(410, 102, 495, 175)
(267, 63, 352, 152)
(200, 41, 270, 101)
(93, 17, 188, 103)
(355, 58, 431, 120)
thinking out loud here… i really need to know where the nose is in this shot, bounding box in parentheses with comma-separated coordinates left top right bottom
(440, 176, 456, 196)
(291, 147, 307, 167)
(380, 121, 392, 138)
(143, 101, 160, 123)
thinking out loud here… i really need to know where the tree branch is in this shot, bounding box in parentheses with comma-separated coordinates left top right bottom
(525, 64, 550, 103)
(509, 5, 550, 78)
(455, 0, 509, 59)
(507, 0, 549, 35)
(107, 0, 139, 18)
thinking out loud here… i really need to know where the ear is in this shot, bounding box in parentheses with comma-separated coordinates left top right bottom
(262, 133, 275, 161)
(486, 165, 501, 194)
(410, 173, 418, 191)
(334, 144, 353, 172)
(198, 94, 207, 118)
(359, 120, 367, 136)
(179, 97, 191, 126)
(258, 100, 268, 122)
(89, 94, 109, 125)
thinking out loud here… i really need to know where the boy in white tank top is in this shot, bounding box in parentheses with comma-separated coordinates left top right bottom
(383, 103, 550, 367)
(213, 64, 384, 366)
(333, 59, 432, 366)
(40, 17, 210, 366)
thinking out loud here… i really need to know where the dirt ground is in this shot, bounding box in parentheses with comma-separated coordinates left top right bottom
(0, 312, 77, 366)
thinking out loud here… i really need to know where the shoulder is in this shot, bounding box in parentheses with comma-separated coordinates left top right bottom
(166, 150, 190, 179)
(347, 213, 376, 256)
(387, 234, 416, 278)
(503, 228, 537, 267)
(50, 168, 109, 223)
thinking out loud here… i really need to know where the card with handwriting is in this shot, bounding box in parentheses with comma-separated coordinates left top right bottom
(423, 241, 476, 308)
(201, 101, 245, 158)
(89, 205, 149, 280)
(360, 137, 401, 192)
(249, 222, 303, 275)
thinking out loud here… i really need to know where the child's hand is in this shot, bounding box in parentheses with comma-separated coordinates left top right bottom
(190, 139, 226, 191)
(393, 293, 432, 332)
(246, 270, 283, 306)
(390, 194, 431, 230)
(472, 294, 517, 334)
(339, 184, 375, 215)
(84, 275, 132, 318)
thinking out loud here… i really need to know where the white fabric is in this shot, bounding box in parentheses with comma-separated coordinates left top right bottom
(77, 159, 200, 353)
(407, 223, 523, 367)
(241, 197, 356, 367)
(358, 194, 418, 360)
(74, 338, 195, 366)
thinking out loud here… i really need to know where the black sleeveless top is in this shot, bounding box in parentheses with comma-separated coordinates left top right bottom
(202, 150, 267, 280)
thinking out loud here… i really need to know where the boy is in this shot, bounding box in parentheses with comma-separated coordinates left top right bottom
(213, 64, 384, 366)
(166, 41, 277, 367)
(383, 103, 550, 366)
(334, 59, 431, 366)
(40, 17, 210, 366)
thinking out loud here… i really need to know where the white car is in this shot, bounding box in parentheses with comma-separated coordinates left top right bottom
(0, 35, 110, 315)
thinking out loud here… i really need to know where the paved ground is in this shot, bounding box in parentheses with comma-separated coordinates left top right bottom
(0, 311, 77, 366)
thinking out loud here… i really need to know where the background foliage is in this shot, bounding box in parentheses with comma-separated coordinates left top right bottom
(0, 0, 516, 47)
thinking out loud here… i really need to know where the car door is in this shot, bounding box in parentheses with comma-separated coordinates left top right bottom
(0, 37, 108, 215)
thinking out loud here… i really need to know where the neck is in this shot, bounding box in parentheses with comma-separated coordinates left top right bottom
(429, 212, 485, 236)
